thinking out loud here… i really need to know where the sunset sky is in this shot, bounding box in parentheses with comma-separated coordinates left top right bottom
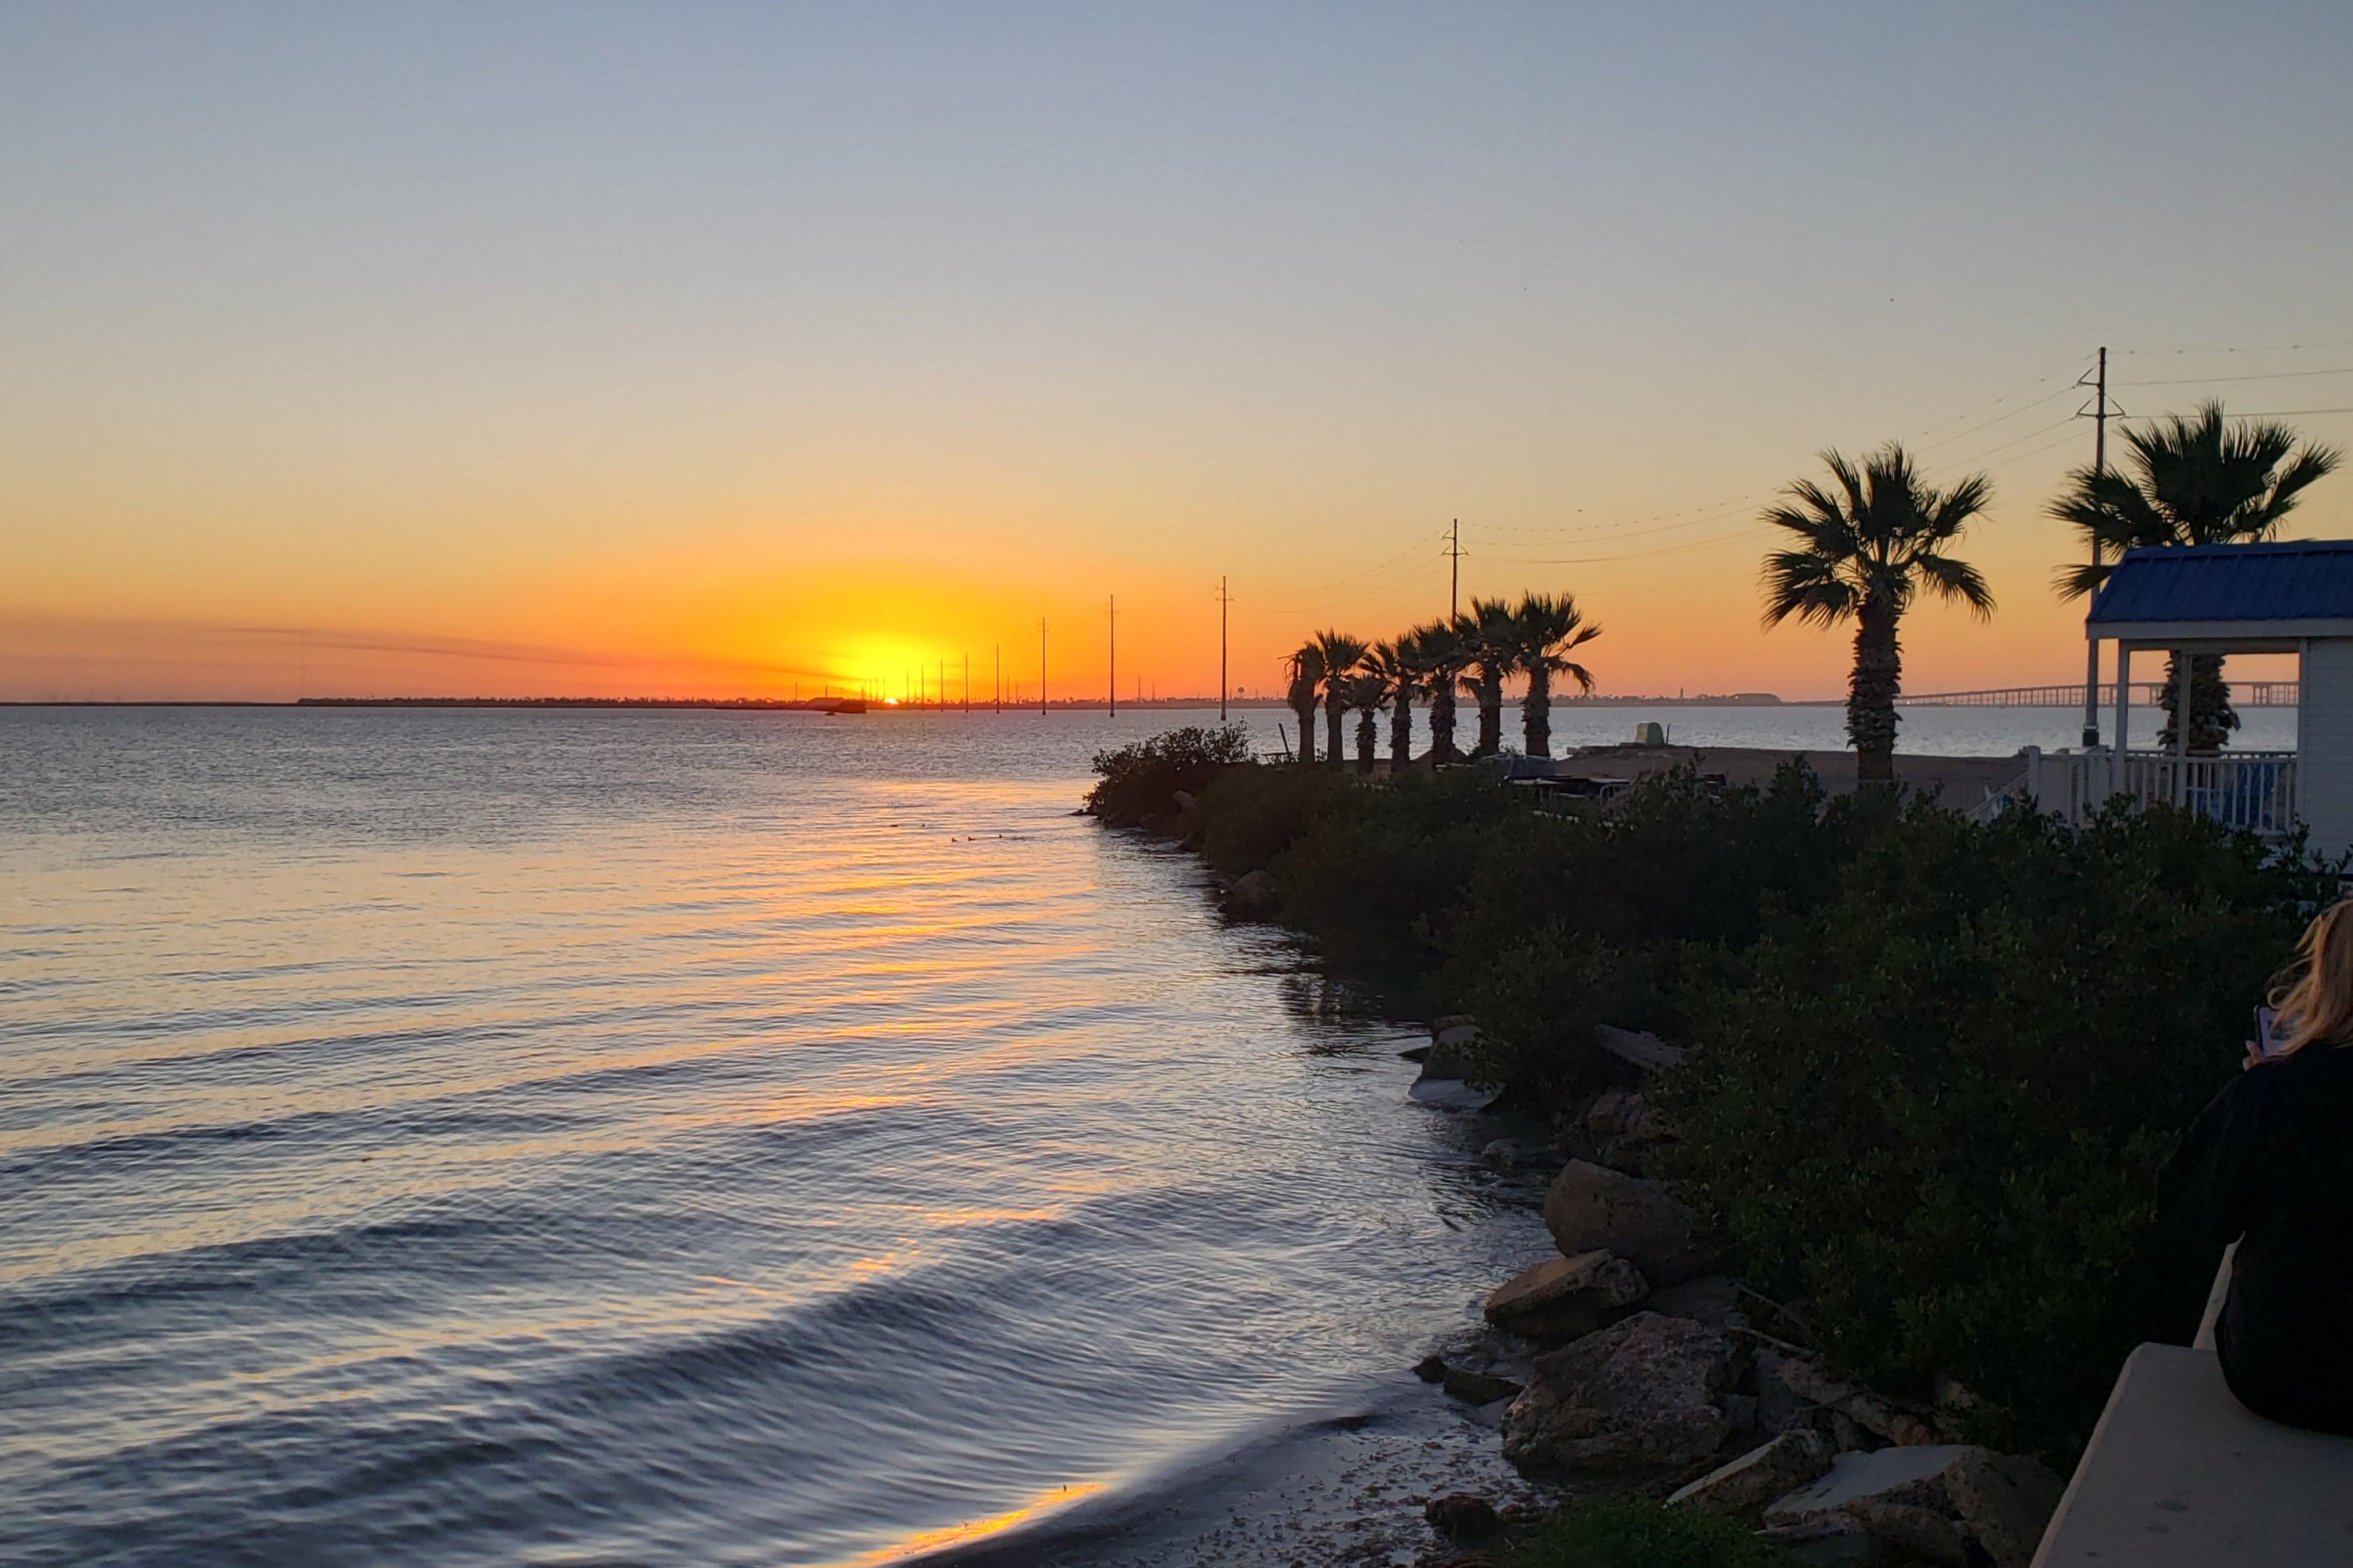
(7, 3, 2353, 702)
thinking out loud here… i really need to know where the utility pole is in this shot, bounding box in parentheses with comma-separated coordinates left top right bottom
(2078, 348, 2112, 749)
(1447, 519, 1463, 621)
(995, 644, 1001, 714)
(1217, 574, 1229, 722)
(963, 652, 970, 714)
(1040, 619, 1048, 716)
(938, 659, 945, 713)
(1108, 594, 1116, 717)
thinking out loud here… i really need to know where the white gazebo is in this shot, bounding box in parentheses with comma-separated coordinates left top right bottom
(2018, 539, 2353, 857)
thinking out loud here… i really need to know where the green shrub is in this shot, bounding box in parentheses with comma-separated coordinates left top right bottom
(1654, 801, 2331, 1459)
(1504, 1496, 1795, 1568)
(1085, 724, 1253, 827)
(1194, 762, 1357, 877)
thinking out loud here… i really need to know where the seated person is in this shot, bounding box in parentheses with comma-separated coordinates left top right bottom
(2159, 898, 2353, 1434)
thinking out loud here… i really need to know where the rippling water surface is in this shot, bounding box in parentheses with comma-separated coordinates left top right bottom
(2, 706, 1561, 1568)
(4, 699, 2285, 1566)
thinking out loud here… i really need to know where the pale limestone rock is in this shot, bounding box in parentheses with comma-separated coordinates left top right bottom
(1483, 1250, 1649, 1344)
(1541, 1159, 1717, 1286)
(1502, 1310, 1732, 1474)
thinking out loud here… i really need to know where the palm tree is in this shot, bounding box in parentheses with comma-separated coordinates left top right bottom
(1309, 629, 1369, 768)
(1762, 443, 1995, 785)
(1365, 640, 1417, 768)
(1408, 617, 1471, 764)
(1510, 592, 1602, 758)
(1284, 643, 1325, 765)
(1462, 599, 1520, 758)
(2052, 402, 2340, 753)
(1342, 671, 1389, 771)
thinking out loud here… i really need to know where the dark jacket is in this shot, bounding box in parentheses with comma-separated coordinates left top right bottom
(2156, 1041, 2353, 1434)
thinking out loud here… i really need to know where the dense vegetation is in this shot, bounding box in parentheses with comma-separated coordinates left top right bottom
(1503, 1496, 1797, 1568)
(1082, 724, 1252, 827)
(1097, 739, 2336, 1458)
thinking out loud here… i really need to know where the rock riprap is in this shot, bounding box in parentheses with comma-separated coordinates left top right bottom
(1664, 1428, 1832, 1519)
(1541, 1159, 1718, 1286)
(1482, 1250, 1649, 1345)
(1501, 1310, 1736, 1474)
(1761, 1444, 2064, 1568)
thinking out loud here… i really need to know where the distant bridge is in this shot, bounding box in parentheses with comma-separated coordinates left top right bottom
(1904, 681, 2300, 708)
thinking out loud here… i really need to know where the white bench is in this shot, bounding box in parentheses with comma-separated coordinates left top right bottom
(2034, 1251, 2353, 1566)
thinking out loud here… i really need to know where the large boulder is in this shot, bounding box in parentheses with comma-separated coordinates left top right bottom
(1665, 1429, 1832, 1519)
(1762, 1445, 2065, 1568)
(1224, 868, 1277, 916)
(1483, 1250, 1650, 1345)
(1542, 1160, 1718, 1286)
(1501, 1310, 1736, 1474)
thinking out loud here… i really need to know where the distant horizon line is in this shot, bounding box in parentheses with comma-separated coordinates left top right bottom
(6, 691, 2141, 712)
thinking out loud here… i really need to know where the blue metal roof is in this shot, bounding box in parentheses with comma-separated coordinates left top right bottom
(2086, 539, 2353, 625)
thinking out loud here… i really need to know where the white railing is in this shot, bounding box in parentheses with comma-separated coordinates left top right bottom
(2009, 748, 2299, 835)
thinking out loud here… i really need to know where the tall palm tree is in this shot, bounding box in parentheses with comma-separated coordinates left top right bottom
(1309, 629, 1369, 768)
(2052, 402, 2340, 753)
(1342, 671, 1389, 772)
(1408, 617, 1471, 763)
(1762, 443, 1995, 785)
(1510, 592, 1602, 758)
(1284, 643, 1325, 765)
(1462, 599, 1520, 758)
(1365, 639, 1417, 768)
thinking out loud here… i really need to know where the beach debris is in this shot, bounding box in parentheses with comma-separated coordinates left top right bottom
(1542, 1160, 1719, 1286)
(1501, 1311, 1736, 1474)
(1665, 1429, 1832, 1519)
(1761, 1444, 2064, 1568)
(1482, 1250, 1650, 1346)
(1769, 1353, 1942, 1448)
(1595, 1022, 1690, 1072)
(1422, 1492, 1502, 1540)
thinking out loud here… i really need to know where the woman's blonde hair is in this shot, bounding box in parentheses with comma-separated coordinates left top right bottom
(2268, 899, 2353, 1056)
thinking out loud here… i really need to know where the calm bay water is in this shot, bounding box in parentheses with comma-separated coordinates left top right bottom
(0, 699, 2293, 1566)
(2, 706, 1556, 1568)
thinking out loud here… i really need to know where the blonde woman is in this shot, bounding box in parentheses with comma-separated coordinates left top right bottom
(2158, 898, 2353, 1434)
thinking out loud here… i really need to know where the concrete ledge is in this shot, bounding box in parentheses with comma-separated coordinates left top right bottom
(2032, 1343, 2353, 1566)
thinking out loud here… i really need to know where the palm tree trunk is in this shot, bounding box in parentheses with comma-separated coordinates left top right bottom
(1522, 666, 1552, 757)
(2158, 652, 2238, 755)
(1290, 696, 1317, 765)
(1355, 708, 1377, 771)
(1473, 671, 1503, 757)
(1325, 691, 1346, 768)
(1428, 681, 1459, 762)
(1847, 598, 1902, 785)
(1389, 691, 1412, 767)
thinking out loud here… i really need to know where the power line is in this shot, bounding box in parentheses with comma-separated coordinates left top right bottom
(1911, 362, 2086, 438)
(2119, 406, 2353, 419)
(2113, 340, 2353, 356)
(1913, 381, 2082, 452)
(2117, 365, 2353, 387)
